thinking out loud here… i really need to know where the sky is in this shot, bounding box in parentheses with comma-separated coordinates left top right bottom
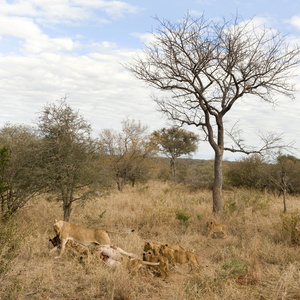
(0, 0, 300, 160)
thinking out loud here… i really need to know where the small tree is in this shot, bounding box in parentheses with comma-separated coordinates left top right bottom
(126, 13, 300, 214)
(0, 124, 42, 219)
(100, 119, 156, 191)
(37, 98, 97, 221)
(269, 155, 299, 213)
(152, 127, 199, 183)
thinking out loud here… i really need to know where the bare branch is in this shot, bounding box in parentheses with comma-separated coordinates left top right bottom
(125, 12, 300, 214)
(225, 122, 296, 155)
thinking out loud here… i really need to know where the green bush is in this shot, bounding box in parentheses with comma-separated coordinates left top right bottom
(175, 209, 191, 222)
(222, 257, 248, 277)
(0, 219, 24, 275)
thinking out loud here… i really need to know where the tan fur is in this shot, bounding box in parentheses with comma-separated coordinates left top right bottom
(49, 234, 89, 257)
(143, 242, 185, 256)
(206, 221, 227, 238)
(123, 257, 160, 276)
(54, 219, 111, 258)
(160, 244, 202, 273)
(144, 242, 161, 255)
(164, 243, 185, 251)
(158, 244, 176, 266)
(143, 251, 170, 280)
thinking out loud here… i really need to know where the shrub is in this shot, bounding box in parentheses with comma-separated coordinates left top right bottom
(222, 257, 248, 277)
(175, 209, 191, 222)
(0, 219, 26, 275)
(280, 213, 300, 245)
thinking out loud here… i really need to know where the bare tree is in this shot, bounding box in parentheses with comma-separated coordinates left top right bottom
(126, 14, 300, 214)
(100, 119, 156, 191)
(268, 154, 299, 213)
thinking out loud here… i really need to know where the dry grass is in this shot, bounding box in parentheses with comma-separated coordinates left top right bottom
(1, 181, 300, 299)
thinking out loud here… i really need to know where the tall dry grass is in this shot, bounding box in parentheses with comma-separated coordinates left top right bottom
(1, 181, 300, 299)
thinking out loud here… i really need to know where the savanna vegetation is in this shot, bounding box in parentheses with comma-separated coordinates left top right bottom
(0, 98, 300, 299)
(1, 13, 300, 298)
(1, 181, 300, 299)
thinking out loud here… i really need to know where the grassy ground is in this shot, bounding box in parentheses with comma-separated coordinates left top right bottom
(1, 181, 300, 299)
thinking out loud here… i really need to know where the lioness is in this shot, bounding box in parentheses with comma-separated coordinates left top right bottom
(54, 220, 135, 259)
(206, 221, 227, 238)
(160, 244, 201, 273)
(53, 220, 111, 258)
(143, 251, 170, 280)
(49, 234, 89, 258)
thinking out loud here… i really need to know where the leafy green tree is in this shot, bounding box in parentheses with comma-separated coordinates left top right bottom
(152, 127, 199, 183)
(37, 98, 97, 221)
(126, 13, 300, 214)
(0, 124, 42, 219)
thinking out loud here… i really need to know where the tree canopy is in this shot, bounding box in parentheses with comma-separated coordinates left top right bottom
(126, 13, 300, 213)
(153, 126, 199, 182)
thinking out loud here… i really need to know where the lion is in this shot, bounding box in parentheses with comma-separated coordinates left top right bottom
(143, 251, 170, 280)
(123, 257, 161, 277)
(159, 244, 201, 273)
(143, 242, 185, 256)
(49, 234, 89, 258)
(143, 242, 161, 255)
(53, 220, 133, 259)
(158, 244, 176, 266)
(206, 221, 227, 238)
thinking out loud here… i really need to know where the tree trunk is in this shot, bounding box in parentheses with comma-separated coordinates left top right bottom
(62, 187, 72, 221)
(170, 157, 176, 183)
(213, 150, 223, 214)
(281, 172, 287, 213)
(116, 176, 125, 191)
(63, 200, 72, 222)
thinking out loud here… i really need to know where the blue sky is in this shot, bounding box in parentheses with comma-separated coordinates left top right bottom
(0, 0, 300, 160)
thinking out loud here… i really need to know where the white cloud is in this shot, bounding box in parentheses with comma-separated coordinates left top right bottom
(0, 0, 140, 26)
(0, 14, 75, 54)
(0, 44, 165, 136)
(23, 36, 75, 53)
(0, 0, 36, 16)
(0, 15, 42, 39)
(131, 32, 155, 46)
(288, 16, 300, 31)
(71, 0, 141, 19)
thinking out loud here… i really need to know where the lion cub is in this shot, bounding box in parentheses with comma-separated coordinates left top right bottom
(123, 257, 160, 277)
(144, 242, 185, 255)
(206, 221, 227, 238)
(159, 245, 201, 273)
(143, 251, 170, 280)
